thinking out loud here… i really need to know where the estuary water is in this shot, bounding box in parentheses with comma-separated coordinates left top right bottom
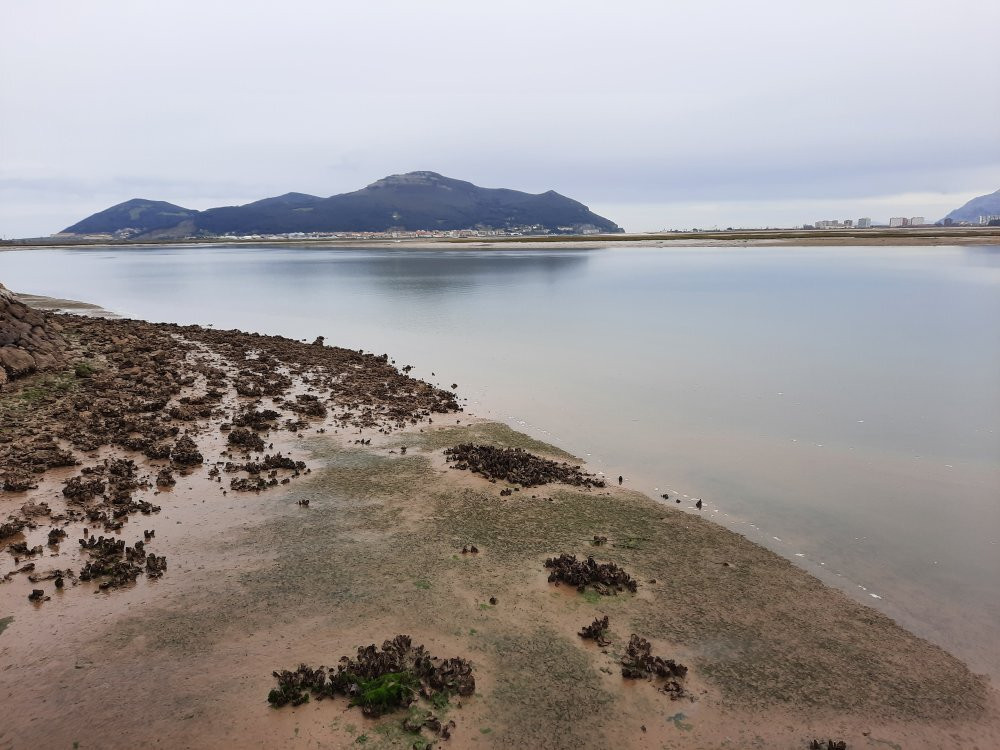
(3, 243, 999, 678)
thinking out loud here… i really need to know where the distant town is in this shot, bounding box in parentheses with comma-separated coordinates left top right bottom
(804, 214, 999, 230)
(69, 224, 606, 242)
(44, 216, 1000, 244)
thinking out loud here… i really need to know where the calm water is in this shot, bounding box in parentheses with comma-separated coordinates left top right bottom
(3, 243, 999, 678)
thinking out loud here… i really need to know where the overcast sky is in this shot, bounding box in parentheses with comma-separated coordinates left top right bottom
(1, 0, 998, 236)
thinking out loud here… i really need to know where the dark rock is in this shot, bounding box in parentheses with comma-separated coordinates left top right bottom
(267, 634, 475, 714)
(579, 615, 611, 646)
(155, 467, 176, 487)
(620, 634, 689, 699)
(444, 444, 604, 489)
(227, 427, 265, 453)
(171, 435, 203, 465)
(544, 553, 638, 595)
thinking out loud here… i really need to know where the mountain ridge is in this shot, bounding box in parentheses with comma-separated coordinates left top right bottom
(61, 172, 622, 237)
(942, 188, 1000, 224)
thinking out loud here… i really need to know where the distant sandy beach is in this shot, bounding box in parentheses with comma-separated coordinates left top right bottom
(3, 226, 1000, 253)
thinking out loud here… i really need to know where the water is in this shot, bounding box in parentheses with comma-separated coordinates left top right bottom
(3, 243, 999, 678)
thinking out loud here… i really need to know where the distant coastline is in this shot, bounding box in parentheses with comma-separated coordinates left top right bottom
(3, 225, 1000, 251)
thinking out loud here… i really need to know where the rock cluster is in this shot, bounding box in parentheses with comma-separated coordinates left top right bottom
(61, 459, 160, 532)
(0, 306, 460, 610)
(579, 615, 611, 646)
(227, 427, 265, 453)
(0, 283, 68, 387)
(268, 635, 475, 721)
(443, 444, 605, 488)
(620, 634, 688, 698)
(78, 535, 165, 590)
(544, 553, 638, 594)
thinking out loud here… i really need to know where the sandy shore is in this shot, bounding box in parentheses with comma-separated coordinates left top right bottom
(3, 226, 1000, 252)
(1, 296, 998, 749)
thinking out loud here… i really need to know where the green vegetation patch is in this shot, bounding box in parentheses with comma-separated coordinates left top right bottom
(5, 371, 76, 409)
(73, 359, 100, 378)
(350, 671, 420, 714)
(0, 616, 13, 636)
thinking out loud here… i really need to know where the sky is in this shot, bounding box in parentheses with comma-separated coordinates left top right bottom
(1, 0, 998, 237)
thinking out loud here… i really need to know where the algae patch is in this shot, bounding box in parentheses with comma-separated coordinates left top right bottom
(0, 615, 12, 636)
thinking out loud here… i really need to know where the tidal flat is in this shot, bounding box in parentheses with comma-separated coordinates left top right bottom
(0, 294, 998, 749)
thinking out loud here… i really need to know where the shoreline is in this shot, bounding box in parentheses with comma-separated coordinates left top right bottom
(2, 226, 1000, 252)
(1, 293, 998, 748)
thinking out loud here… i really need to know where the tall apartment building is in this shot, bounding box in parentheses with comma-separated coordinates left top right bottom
(910, 217, 925, 226)
(889, 217, 908, 227)
(857, 217, 872, 228)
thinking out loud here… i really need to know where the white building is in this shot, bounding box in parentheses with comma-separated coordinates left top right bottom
(857, 217, 872, 228)
(909, 217, 925, 226)
(889, 217, 908, 227)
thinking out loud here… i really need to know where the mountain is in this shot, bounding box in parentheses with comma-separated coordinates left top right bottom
(62, 199, 199, 236)
(60, 172, 622, 238)
(941, 188, 1000, 224)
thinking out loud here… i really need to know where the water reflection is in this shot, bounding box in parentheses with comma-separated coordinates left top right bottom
(1, 242, 998, 678)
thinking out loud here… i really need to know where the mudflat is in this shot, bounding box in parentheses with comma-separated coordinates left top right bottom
(0, 297, 997, 749)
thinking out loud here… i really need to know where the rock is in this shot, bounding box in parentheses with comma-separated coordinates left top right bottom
(227, 427, 265, 453)
(0, 519, 26, 539)
(0, 346, 35, 377)
(155, 468, 176, 487)
(0, 284, 68, 383)
(267, 634, 475, 713)
(2, 471, 37, 492)
(444, 443, 604, 488)
(620, 634, 689, 699)
(544, 553, 638, 594)
(579, 615, 611, 646)
(171, 435, 203, 465)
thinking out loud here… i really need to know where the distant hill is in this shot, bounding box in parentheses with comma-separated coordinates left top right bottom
(62, 199, 199, 237)
(942, 188, 1000, 224)
(60, 172, 622, 238)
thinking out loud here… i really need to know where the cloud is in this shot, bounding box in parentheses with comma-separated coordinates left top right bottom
(1, 0, 998, 237)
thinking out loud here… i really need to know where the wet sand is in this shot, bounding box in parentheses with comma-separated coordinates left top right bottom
(1, 299, 998, 749)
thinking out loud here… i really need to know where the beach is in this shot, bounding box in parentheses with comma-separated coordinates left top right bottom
(3, 226, 1000, 253)
(1, 290, 998, 749)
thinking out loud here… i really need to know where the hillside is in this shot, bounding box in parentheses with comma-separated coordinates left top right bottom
(942, 188, 1000, 224)
(61, 199, 200, 236)
(60, 173, 622, 238)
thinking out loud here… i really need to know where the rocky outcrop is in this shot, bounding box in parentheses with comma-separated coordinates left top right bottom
(0, 283, 68, 387)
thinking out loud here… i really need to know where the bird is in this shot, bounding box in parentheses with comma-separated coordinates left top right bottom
(618, 475, 623, 485)
(695, 499, 703, 510)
